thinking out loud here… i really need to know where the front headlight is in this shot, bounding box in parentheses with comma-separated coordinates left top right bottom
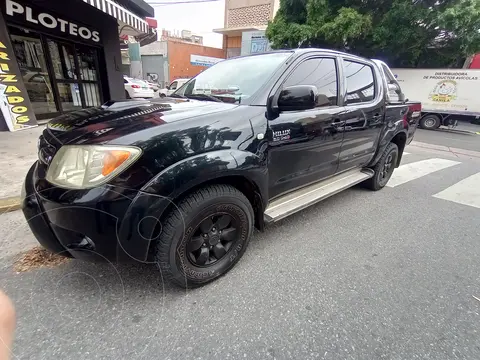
(46, 145, 142, 189)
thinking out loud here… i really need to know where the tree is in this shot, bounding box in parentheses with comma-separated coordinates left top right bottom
(266, 0, 480, 68)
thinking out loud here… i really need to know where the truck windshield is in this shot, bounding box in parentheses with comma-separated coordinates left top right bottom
(173, 52, 292, 103)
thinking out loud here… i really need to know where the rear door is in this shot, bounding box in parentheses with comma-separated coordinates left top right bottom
(267, 56, 346, 199)
(336, 58, 385, 172)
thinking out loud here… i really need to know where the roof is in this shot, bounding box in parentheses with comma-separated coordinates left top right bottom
(225, 48, 369, 62)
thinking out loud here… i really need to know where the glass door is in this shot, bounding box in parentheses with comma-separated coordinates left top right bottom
(76, 45, 102, 108)
(47, 38, 102, 112)
(47, 39, 83, 112)
(8, 27, 59, 119)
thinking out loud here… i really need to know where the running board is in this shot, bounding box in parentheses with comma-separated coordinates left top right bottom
(264, 168, 374, 223)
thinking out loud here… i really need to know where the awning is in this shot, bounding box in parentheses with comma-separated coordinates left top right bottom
(82, 0, 149, 34)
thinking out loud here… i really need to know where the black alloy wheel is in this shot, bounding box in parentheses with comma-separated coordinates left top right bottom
(380, 152, 395, 183)
(187, 214, 239, 267)
(155, 184, 254, 288)
(364, 142, 399, 191)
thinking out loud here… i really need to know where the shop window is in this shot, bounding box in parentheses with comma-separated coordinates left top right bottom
(57, 83, 82, 112)
(47, 40, 78, 80)
(7, 25, 103, 118)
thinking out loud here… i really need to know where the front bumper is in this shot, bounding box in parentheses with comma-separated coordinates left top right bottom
(22, 162, 170, 263)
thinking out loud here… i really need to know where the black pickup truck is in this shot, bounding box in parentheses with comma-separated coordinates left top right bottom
(22, 49, 418, 288)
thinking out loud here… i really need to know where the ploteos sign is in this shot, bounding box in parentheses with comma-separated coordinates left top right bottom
(5, 0, 100, 43)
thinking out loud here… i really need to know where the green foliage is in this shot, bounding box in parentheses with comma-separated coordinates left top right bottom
(266, 0, 480, 68)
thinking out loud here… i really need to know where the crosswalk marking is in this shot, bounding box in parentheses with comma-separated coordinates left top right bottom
(387, 158, 461, 188)
(433, 172, 480, 209)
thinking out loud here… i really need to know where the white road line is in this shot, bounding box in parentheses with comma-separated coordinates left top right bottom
(402, 152, 410, 155)
(387, 158, 461, 188)
(433, 172, 480, 209)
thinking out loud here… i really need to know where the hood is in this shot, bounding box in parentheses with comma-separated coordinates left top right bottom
(45, 98, 239, 145)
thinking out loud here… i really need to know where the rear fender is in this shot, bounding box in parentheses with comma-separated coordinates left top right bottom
(369, 119, 408, 168)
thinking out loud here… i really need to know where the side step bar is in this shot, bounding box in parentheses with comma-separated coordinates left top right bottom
(264, 168, 374, 223)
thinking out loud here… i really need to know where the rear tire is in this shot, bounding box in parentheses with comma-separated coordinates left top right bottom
(125, 90, 131, 99)
(160, 93, 166, 98)
(419, 114, 441, 130)
(155, 184, 254, 288)
(364, 143, 398, 191)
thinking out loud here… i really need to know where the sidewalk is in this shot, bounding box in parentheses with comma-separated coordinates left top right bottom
(0, 125, 44, 209)
(440, 121, 480, 135)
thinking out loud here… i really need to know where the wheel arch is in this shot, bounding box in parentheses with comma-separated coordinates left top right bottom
(141, 149, 268, 230)
(163, 174, 266, 232)
(370, 129, 408, 168)
(390, 131, 407, 167)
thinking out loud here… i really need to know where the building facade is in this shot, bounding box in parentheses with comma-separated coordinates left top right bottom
(139, 34, 225, 87)
(0, 0, 154, 131)
(214, 0, 280, 58)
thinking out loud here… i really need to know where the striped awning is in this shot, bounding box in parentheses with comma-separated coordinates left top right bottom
(83, 0, 149, 34)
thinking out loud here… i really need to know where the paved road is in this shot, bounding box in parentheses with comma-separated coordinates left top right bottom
(415, 128, 480, 152)
(1, 144, 480, 359)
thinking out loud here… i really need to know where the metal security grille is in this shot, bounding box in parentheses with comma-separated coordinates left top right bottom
(82, 0, 149, 34)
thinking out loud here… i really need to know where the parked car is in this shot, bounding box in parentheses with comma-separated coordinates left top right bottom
(124, 76, 154, 99)
(145, 80, 159, 92)
(158, 78, 190, 97)
(23, 49, 417, 288)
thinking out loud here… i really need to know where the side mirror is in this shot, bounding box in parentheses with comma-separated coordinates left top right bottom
(278, 85, 318, 112)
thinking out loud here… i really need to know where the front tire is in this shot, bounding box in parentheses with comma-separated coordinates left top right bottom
(419, 114, 441, 130)
(155, 185, 254, 288)
(364, 143, 398, 191)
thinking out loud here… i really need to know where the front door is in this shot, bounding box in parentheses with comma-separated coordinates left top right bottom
(337, 58, 385, 172)
(268, 57, 345, 199)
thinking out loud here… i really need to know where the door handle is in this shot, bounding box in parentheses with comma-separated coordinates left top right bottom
(331, 118, 345, 126)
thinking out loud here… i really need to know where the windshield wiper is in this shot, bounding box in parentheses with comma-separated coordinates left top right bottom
(185, 94, 223, 103)
(169, 93, 186, 99)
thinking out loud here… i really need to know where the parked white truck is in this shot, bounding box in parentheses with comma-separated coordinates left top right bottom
(391, 68, 480, 129)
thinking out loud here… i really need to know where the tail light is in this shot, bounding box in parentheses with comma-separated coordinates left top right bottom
(409, 103, 422, 118)
(131, 84, 141, 89)
(403, 103, 422, 128)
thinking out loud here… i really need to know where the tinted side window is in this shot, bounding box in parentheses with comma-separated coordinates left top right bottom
(284, 58, 338, 107)
(344, 60, 375, 104)
(170, 81, 178, 90)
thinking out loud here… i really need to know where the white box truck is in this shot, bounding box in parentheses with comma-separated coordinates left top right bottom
(391, 68, 480, 129)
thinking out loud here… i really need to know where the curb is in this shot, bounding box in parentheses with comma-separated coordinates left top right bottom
(410, 141, 480, 158)
(0, 196, 21, 214)
(436, 128, 478, 136)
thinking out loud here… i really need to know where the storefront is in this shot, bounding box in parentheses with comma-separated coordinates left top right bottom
(0, 0, 154, 131)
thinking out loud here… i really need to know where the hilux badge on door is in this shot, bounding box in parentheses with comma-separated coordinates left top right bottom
(273, 129, 291, 142)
